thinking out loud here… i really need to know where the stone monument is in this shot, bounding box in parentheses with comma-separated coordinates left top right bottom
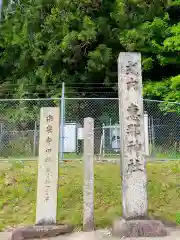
(112, 52, 167, 238)
(83, 117, 94, 231)
(36, 107, 60, 224)
(11, 107, 73, 240)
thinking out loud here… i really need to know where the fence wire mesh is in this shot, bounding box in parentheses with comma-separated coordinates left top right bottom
(0, 98, 179, 161)
(0, 99, 60, 159)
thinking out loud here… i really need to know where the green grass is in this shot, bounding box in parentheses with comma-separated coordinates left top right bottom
(176, 212, 180, 224)
(0, 161, 179, 231)
(153, 146, 180, 159)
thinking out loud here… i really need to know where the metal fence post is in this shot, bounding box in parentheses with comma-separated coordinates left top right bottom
(144, 112, 149, 156)
(60, 82, 65, 161)
(151, 116, 156, 157)
(33, 121, 37, 156)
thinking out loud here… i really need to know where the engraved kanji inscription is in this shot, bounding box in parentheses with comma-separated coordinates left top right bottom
(46, 168, 52, 176)
(44, 168, 52, 183)
(125, 60, 139, 90)
(125, 60, 138, 76)
(127, 158, 144, 174)
(46, 168, 52, 178)
(127, 140, 142, 153)
(45, 157, 51, 162)
(46, 114, 53, 123)
(127, 103, 140, 120)
(126, 123, 140, 136)
(45, 178, 51, 184)
(46, 148, 52, 153)
(46, 136, 52, 144)
(127, 78, 138, 91)
(45, 169, 52, 184)
(46, 125, 53, 134)
(44, 185, 50, 201)
(44, 195, 50, 202)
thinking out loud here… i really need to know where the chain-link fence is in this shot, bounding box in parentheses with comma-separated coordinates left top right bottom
(0, 98, 179, 161)
(0, 99, 60, 159)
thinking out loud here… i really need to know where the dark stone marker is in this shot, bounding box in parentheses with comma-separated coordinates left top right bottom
(112, 219, 168, 238)
(11, 224, 74, 240)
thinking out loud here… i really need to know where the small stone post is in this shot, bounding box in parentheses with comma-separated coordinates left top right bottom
(36, 107, 60, 224)
(83, 117, 94, 231)
(112, 52, 167, 238)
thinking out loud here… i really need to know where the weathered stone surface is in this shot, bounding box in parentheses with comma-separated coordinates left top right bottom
(11, 224, 74, 240)
(83, 117, 94, 231)
(36, 107, 60, 224)
(118, 52, 148, 219)
(112, 219, 168, 238)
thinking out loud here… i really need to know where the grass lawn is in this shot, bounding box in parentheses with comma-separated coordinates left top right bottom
(0, 160, 179, 231)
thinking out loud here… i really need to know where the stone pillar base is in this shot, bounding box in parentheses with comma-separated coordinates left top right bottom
(11, 224, 74, 240)
(112, 218, 168, 238)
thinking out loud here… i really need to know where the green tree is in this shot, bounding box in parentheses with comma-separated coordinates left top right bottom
(0, 0, 179, 103)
